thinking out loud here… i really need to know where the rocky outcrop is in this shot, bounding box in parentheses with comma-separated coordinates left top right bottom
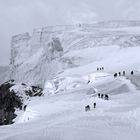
(0, 80, 22, 125)
(24, 85, 43, 97)
(0, 80, 43, 125)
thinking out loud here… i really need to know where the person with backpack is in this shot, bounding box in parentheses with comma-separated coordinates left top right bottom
(85, 105, 90, 112)
(105, 94, 109, 100)
(114, 73, 117, 78)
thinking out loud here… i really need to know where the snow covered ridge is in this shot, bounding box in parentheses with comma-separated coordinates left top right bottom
(10, 20, 140, 87)
(0, 79, 43, 125)
(93, 20, 140, 28)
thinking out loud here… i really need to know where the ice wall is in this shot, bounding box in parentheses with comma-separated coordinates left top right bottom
(10, 21, 140, 87)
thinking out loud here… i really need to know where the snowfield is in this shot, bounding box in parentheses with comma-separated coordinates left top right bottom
(2, 22, 140, 140)
(1, 71, 140, 140)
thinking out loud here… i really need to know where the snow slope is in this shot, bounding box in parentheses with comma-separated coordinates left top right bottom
(2, 49, 140, 139)
(1, 72, 140, 140)
(62, 45, 140, 76)
(2, 21, 140, 139)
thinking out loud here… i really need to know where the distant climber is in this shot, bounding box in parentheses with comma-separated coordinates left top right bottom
(101, 94, 104, 99)
(87, 80, 90, 84)
(131, 71, 134, 75)
(102, 67, 104, 70)
(93, 103, 96, 108)
(123, 71, 125, 76)
(97, 68, 99, 71)
(85, 105, 90, 112)
(114, 73, 117, 78)
(105, 94, 109, 100)
(23, 105, 27, 111)
(118, 72, 121, 76)
(100, 68, 102, 71)
(98, 93, 101, 98)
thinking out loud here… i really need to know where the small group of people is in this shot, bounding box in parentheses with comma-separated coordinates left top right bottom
(114, 71, 125, 78)
(114, 70, 134, 78)
(97, 67, 104, 71)
(85, 93, 109, 112)
(85, 68, 135, 112)
(98, 93, 109, 100)
(85, 103, 96, 112)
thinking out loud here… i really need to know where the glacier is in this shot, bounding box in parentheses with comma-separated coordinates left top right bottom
(1, 20, 140, 140)
(10, 21, 140, 88)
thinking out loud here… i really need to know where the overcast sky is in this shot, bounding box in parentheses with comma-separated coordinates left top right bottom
(0, 0, 140, 66)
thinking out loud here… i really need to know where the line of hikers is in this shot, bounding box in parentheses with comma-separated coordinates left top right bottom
(85, 93, 109, 111)
(98, 93, 109, 100)
(114, 70, 134, 78)
(85, 68, 134, 112)
(97, 67, 104, 71)
(85, 103, 96, 112)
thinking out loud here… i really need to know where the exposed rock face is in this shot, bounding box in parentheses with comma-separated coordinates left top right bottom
(21, 84, 43, 97)
(0, 80, 22, 125)
(0, 80, 43, 125)
(10, 21, 140, 87)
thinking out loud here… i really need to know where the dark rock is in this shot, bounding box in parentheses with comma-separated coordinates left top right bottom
(25, 86, 43, 97)
(0, 80, 22, 125)
(21, 83, 27, 86)
(0, 80, 43, 125)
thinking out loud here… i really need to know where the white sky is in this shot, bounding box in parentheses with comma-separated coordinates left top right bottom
(0, 0, 140, 66)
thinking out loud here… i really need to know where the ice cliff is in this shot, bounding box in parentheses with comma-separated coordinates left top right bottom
(10, 21, 140, 87)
